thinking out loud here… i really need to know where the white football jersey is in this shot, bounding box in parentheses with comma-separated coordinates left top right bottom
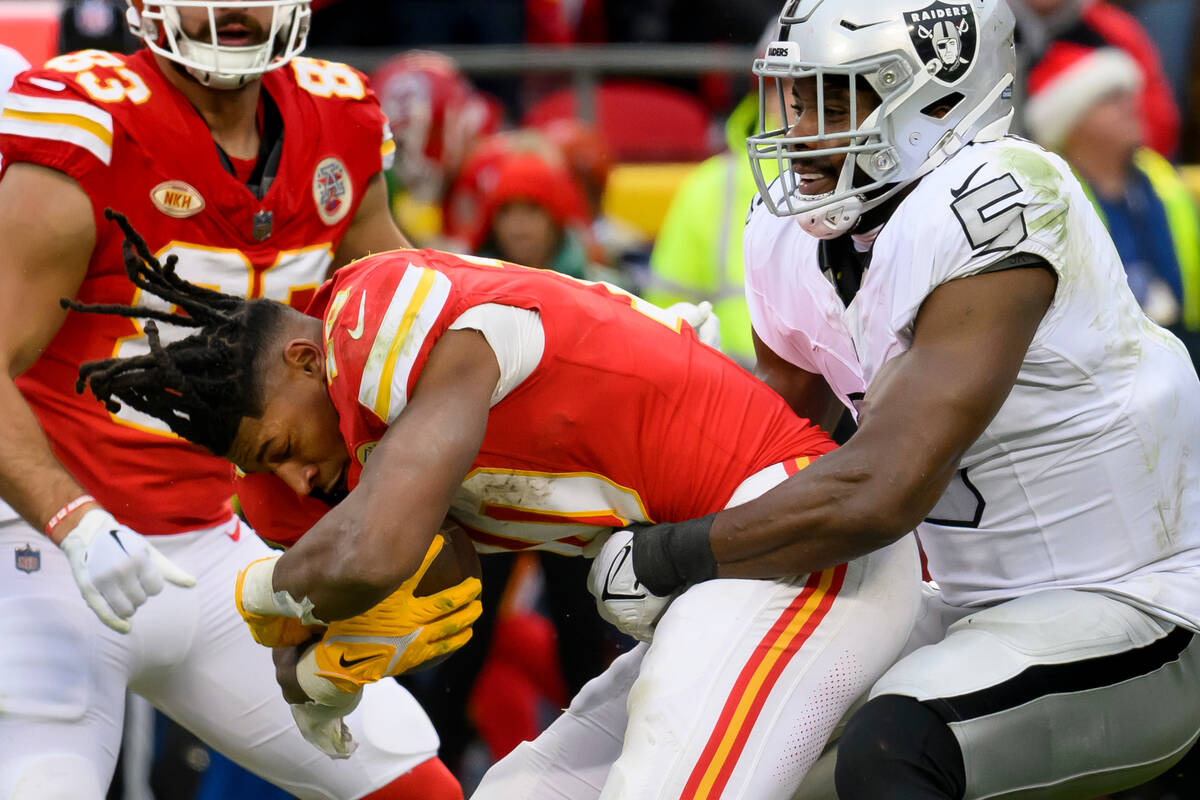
(745, 137, 1200, 631)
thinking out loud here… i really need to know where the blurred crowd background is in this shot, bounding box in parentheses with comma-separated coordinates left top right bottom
(1, 0, 1199, 798)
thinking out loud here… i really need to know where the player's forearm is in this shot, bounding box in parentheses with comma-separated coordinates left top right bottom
(272, 495, 406, 621)
(710, 442, 915, 579)
(0, 377, 96, 540)
(632, 422, 946, 594)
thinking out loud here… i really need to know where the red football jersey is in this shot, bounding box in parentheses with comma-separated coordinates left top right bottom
(0, 49, 392, 534)
(245, 251, 833, 553)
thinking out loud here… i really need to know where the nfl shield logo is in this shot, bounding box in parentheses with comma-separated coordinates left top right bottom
(905, 1, 978, 85)
(313, 157, 354, 226)
(15, 544, 40, 574)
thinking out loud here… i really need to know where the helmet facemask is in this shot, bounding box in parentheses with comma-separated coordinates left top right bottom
(748, 52, 914, 239)
(127, 1, 311, 90)
(747, 0, 1018, 240)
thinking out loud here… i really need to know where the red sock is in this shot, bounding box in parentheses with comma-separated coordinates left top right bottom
(358, 757, 463, 800)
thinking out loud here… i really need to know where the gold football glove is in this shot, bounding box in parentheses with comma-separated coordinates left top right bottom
(235, 557, 325, 647)
(312, 535, 483, 692)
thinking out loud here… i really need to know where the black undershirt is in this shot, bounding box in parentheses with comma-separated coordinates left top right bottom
(214, 89, 284, 199)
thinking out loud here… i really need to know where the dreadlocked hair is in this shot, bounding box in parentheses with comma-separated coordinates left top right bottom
(65, 209, 290, 457)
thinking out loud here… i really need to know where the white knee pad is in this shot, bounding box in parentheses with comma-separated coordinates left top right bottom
(3, 754, 106, 800)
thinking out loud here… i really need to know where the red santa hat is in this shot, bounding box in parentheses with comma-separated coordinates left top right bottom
(1025, 43, 1143, 150)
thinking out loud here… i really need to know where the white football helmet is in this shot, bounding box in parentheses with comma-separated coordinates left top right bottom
(126, 0, 311, 90)
(748, 0, 1016, 238)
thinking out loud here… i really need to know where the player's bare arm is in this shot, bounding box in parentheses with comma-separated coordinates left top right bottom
(714, 265, 1057, 576)
(270, 328, 497, 620)
(330, 172, 411, 273)
(752, 327, 844, 433)
(625, 265, 1056, 596)
(0, 163, 99, 536)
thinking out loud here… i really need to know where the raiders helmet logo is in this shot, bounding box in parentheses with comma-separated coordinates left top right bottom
(906, 1, 977, 85)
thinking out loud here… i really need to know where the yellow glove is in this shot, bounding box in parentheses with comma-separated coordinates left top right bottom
(235, 557, 325, 647)
(312, 535, 483, 692)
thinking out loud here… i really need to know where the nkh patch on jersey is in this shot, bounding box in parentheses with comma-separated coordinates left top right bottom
(906, 1, 977, 85)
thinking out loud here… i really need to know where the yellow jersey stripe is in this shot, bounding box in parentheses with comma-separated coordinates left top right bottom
(0, 116, 112, 165)
(358, 265, 452, 423)
(374, 268, 437, 420)
(2, 92, 114, 128)
(1, 107, 113, 148)
(691, 569, 836, 798)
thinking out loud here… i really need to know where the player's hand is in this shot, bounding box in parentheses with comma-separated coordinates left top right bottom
(586, 528, 675, 642)
(667, 300, 721, 350)
(311, 535, 483, 691)
(236, 557, 325, 647)
(272, 640, 359, 758)
(59, 508, 196, 633)
(289, 683, 362, 760)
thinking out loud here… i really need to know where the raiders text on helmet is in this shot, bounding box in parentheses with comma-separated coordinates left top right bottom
(748, 0, 1015, 238)
(126, 1, 311, 90)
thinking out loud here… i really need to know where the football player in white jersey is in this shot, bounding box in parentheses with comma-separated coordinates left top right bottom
(590, 0, 1200, 797)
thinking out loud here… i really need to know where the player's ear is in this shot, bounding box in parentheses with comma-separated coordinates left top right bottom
(282, 338, 324, 379)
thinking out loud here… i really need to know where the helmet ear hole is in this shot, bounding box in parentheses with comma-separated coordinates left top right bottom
(920, 92, 965, 120)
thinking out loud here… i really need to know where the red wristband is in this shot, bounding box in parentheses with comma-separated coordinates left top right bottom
(44, 494, 96, 537)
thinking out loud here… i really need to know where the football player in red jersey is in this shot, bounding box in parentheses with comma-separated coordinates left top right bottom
(0, 2, 466, 798)
(72, 226, 923, 800)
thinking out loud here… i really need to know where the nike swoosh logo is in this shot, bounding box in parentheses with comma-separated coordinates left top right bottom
(108, 530, 128, 554)
(347, 292, 366, 340)
(338, 652, 380, 668)
(840, 19, 889, 31)
(601, 544, 647, 601)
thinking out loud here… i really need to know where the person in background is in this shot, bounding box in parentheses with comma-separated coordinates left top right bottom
(371, 50, 501, 247)
(441, 131, 546, 251)
(1026, 43, 1200, 350)
(644, 90, 762, 367)
(534, 118, 631, 263)
(473, 152, 597, 279)
(58, 0, 133, 54)
(1008, 0, 1180, 156)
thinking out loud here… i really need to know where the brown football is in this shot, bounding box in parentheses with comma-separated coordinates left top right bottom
(408, 520, 483, 673)
(414, 519, 482, 597)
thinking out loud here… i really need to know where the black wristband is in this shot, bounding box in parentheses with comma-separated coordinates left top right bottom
(630, 513, 718, 596)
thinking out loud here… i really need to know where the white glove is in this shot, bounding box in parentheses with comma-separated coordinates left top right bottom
(290, 698, 360, 760)
(667, 300, 721, 350)
(290, 645, 362, 759)
(59, 509, 196, 633)
(586, 528, 674, 643)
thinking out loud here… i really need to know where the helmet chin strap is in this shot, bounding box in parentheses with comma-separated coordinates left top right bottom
(914, 74, 1014, 180)
(186, 62, 256, 90)
(797, 194, 863, 240)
